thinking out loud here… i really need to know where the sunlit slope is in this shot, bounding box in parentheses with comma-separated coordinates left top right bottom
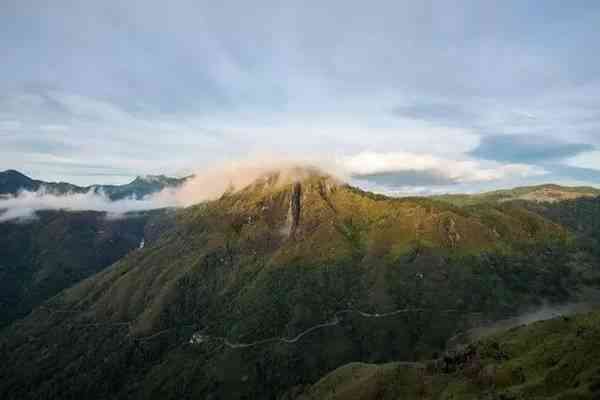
(436, 184, 600, 206)
(56, 171, 567, 335)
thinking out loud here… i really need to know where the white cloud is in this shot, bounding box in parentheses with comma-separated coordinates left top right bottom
(339, 151, 547, 185)
(49, 92, 133, 122)
(0, 152, 554, 223)
(0, 189, 177, 223)
(565, 151, 600, 171)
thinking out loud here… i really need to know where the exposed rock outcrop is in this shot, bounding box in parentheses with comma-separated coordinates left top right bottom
(288, 182, 302, 239)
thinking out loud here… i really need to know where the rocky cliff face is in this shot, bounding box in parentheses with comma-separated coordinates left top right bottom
(288, 182, 302, 239)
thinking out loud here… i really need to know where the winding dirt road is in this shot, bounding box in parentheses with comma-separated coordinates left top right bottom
(197, 307, 430, 349)
(32, 305, 456, 348)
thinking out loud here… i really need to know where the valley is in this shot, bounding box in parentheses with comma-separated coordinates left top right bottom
(0, 208, 175, 328)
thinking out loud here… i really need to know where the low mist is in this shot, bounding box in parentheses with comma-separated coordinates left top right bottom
(0, 189, 177, 222)
(0, 157, 345, 223)
(468, 302, 598, 341)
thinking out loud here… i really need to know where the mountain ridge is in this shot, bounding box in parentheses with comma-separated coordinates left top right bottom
(0, 169, 191, 200)
(5, 168, 600, 204)
(435, 183, 600, 206)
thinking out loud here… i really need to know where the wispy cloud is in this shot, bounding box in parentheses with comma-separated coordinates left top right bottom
(470, 134, 595, 163)
(340, 151, 546, 187)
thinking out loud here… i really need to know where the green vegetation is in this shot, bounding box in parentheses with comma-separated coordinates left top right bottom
(435, 184, 600, 206)
(1, 172, 599, 399)
(295, 310, 600, 399)
(0, 209, 174, 328)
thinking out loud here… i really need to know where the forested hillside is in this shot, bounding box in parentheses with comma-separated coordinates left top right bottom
(0, 209, 175, 328)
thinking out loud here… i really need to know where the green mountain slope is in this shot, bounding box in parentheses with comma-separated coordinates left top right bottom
(435, 184, 600, 206)
(0, 169, 597, 400)
(0, 209, 175, 328)
(295, 309, 600, 400)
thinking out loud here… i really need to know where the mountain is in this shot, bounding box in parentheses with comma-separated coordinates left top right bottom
(89, 175, 191, 200)
(0, 169, 190, 200)
(435, 183, 600, 206)
(0, 208, 176, 328)
(0, 170, 85, 197)
(294, 309, 600, 399)
(2, 168, 598, 400)
(0, 170, 38, 193)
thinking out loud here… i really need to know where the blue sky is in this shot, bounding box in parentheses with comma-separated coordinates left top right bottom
(2, 0, 600, 194)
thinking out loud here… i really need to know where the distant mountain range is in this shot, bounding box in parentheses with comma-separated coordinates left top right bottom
(434, 183, 600, 206)
(0, 169, 191, 200)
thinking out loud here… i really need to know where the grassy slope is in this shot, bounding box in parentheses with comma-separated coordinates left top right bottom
(297, 309, 600, 400)
(435, 184, 600, 207)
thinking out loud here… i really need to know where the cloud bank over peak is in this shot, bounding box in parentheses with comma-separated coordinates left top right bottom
(0, 158, 343, 222)
(0, 152, 559, 223)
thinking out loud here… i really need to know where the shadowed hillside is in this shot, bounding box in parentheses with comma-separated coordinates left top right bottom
(0, 209, 175, 328)
(292, 309, 600, 399)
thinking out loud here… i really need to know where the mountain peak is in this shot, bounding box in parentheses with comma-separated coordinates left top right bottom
(0, 170, 38, 195)
(243, 165, 339, 192)
(0, 169, 32, 180)
(131, 174, 172, 184)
